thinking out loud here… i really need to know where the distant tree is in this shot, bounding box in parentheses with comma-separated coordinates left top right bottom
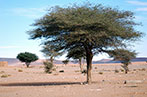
(62, 59, 69, 65)
(28, 3, 143, 84)
(41, 44, 62, 64)
(66, 46, 86, 72)
(16, 52, 38, 67)
(108, 49, 136, 74)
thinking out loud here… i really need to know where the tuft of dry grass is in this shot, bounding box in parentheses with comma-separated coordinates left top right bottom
(1, 74, 11, 78)
(115, 69, 119, 73)
(99, 72, 103, 75)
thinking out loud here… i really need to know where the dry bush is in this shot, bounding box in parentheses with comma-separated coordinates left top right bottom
(99, 72, 103, 74)
(1, 74, 11, 78)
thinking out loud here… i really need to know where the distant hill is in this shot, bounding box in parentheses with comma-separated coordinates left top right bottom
(0, 58, 19, 65)
(0, 58, 67, 65)
(93, 57, 147, 64)
(0, 57, 147, 65)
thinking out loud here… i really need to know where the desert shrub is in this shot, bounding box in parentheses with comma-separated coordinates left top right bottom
(99, 72, 103, 74)
(1, 74, 11, 78)
(141, 68, 146, 71)
(120, 69, 124, 72)
(18, 69, 23, 72)
(43, 61, 53, 73)
(115, 69, 119, 73)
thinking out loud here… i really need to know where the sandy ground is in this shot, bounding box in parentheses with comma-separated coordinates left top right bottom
(0, 62, 147, 97)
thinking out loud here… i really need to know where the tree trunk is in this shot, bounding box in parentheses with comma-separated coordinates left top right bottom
(124, 64, 129, 74)
(26, 62, 30, 68)
(86, 49, 93, 84)
(79, 58, 83, 72)
(50, 56, 54, 65)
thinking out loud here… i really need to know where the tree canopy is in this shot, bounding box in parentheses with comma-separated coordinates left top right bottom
(17, 52, 38, 67)
(28, 3, 143, 83)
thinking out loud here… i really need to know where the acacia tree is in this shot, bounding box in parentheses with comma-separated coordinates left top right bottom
(28, 3, 142, 84)
(66, 46, 86, 72)
(109, 49, 136, 74)
(41, 44, 62, 64)
(17, 52, 38, 67)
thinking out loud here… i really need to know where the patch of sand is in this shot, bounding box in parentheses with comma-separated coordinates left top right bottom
(0, 63, 147, 97)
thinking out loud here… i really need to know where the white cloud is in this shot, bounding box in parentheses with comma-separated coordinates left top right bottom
(127, 0, 147, 6)
(0, 46, 22, 49)
(136, 7, 147, 11)
(11, 7, 46, 19)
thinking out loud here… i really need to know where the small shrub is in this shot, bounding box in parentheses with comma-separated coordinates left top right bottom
(44, 61, 53, 73)
(1, 74, 10, 78)
(18, 69, 23, 72)
(99, 72, 103, 74)
(115, 69, 119, 73)
(81, 69, 87, 74)
(120, 69, 124, 72)
(141, 68, 146, 71)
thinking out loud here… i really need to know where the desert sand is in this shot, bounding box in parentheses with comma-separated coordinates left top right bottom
(0, 62, 147, 97)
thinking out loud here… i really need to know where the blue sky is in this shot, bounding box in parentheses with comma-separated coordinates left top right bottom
(0, 0, 147, 60)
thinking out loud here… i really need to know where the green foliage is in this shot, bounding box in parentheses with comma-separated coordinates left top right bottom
(16, 52, 38, 67)
(62, 60, 69, 65)
(28, 2, 143, 83)
(43, 61, 53, 73)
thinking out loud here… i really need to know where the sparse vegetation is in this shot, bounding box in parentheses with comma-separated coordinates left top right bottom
(115, 69, 119, 73)
(18, 69, 23, 72)
(141, 68, 146, 71)
(43, 61, 53, 74)
(120, 69, 124, 72)
(99, 72, 103, 75)
(1, 74, 11, 78)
